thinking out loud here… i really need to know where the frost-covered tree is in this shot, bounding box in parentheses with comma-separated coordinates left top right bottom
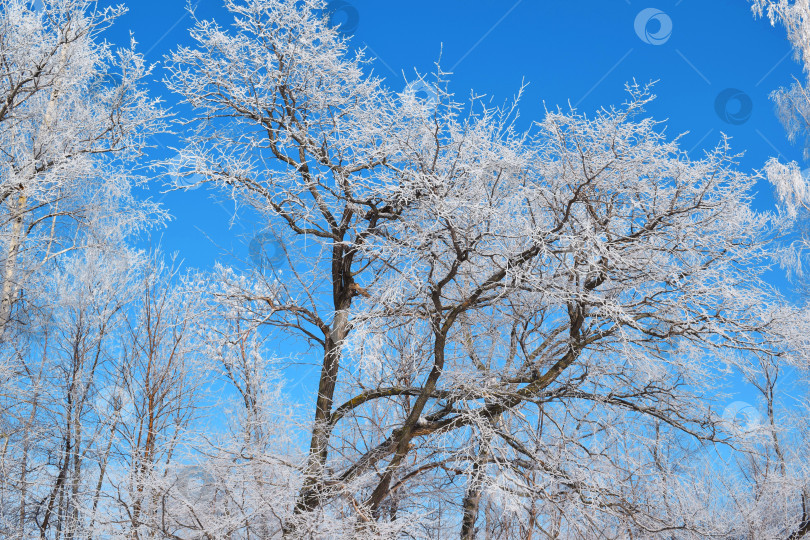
(746, 5, 810, 535)
(0, 0, 166, 342)
(750, 1, 810, 231)
(92, 256, 209, 539)
(166, 1, 810, 537)
(0, 242, 140, 538)
(4, 0, 809, 537)
(752, 0, 810, 159)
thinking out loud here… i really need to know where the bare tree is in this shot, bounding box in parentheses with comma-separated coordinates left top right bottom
(0, 243, 144, 539)
(0, 2, 167, 537)
(98, 257, 208, 540)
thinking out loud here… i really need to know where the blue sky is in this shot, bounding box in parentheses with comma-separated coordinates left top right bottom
(97, 0, 805, 272)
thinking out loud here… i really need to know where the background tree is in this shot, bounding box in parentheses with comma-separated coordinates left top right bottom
(752, 0, 810, 159)
(747, 3, 810, 537)
(0, 0, 166, 342)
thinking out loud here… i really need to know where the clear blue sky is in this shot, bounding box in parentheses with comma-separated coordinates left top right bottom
(96, 0, 804, 272)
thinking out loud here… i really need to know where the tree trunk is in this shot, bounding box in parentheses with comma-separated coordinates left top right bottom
(293, 307, 349, 515)
(0, 192, 26, 339)
(460, 441, 489, 540)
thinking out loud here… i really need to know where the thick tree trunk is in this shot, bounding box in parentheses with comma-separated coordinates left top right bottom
(293, 308, 349, 515)
(460, 442, 489, 540)
(289, 239, 356, 531)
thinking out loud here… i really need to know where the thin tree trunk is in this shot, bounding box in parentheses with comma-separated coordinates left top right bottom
(0, 41, 66, 340)
(0, 191, 27, 338)
(87, 422, 116, 539)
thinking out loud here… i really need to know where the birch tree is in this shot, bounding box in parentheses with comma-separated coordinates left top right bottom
(0, 0, 166, 343)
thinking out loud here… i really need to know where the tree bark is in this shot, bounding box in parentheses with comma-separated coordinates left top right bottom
(460, 440, 489, 540)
